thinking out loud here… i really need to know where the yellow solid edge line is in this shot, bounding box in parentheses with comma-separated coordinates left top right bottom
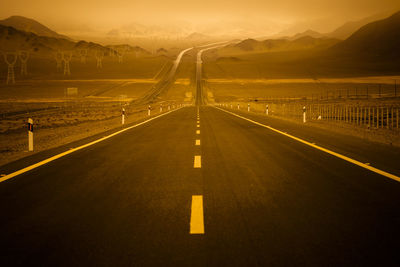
(190, 195, 204, 234)
(0, 107, 184, 183)
(214, 106, 400, 183)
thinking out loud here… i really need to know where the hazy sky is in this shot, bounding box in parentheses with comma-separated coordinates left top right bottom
(1, 0, 400, 33)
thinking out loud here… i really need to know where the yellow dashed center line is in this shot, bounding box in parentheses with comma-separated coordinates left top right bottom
(196, 130, 200, 134)
(196, 139, 200, 146)
(190, 195, 204, 234)
(194, 155, 201, 168)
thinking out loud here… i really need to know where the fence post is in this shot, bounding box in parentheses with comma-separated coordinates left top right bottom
(391, 107, 393, 129)
(387, 107, 389, 129)
(361, 107, 364, 125)
(28, 118, 33, 151)
(368, 107, 370, 127)
(372, 107, 375, 128)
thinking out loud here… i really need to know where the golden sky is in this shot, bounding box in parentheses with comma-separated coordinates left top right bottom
(1, 0, 400, 33)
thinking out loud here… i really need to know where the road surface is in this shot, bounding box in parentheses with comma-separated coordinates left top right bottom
(139, 47, 193, 103)
(195, 43, 230, 106)
(1, 42, 399, 266)
(0, 105, 400, 266)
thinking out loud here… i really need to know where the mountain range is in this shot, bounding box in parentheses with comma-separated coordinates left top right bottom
(0, 24, 109, 55)
(330, 10, 400, 59)
(0, 16, 152, 57)
(0, 16, 71, 40)
(326, 11, 396, 39)
(1, 11, 399, 67)
(228, 36, 340, 53)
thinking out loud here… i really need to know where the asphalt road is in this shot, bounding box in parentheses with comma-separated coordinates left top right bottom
(138, 46, 193, 103)
(195, 44, 229, 106)
(1, 105, 400, 266)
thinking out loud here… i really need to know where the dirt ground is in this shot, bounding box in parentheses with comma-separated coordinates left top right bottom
(0, 99, 185, 167)
(205, 76, 400, 101)
(0, 76, 189, 167)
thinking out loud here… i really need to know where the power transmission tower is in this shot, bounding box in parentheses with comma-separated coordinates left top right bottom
(62, 51, 72, 76)
(18, 50, 29, 76)
(96, 50, 104, 69)
(80, 49, 87, 63)
(4, 52, 18, 84)
(109, 47, 116, 57)
(55, 51, 63, 72)
(117, 47, 126, 63)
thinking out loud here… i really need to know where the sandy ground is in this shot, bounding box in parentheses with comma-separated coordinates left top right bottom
(205, 77, 399, 101)
(0, 75, 189, 167)
(216, 101, 400, 147)
(0, 101, 184, 167)
(206, 76, 400, 85)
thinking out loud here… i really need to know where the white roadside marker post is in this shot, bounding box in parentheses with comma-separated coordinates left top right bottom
(148, 105, 151, 116)
(168, 105, 170, 110)
(248, 103, 250, 112)
(266, 104, 269, 115)
(28, 118, 33, 151)
(122, 108, 125, 125)
(160, 104, 163, 113)
(303, 106, 307, 123)
(237, 104, 240, 110)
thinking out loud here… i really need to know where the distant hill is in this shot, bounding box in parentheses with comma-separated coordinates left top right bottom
(327, 12, 395, 39)
(185, 32, 210, 41)
(156, 48, 168, 54)
(0, 16, 71, 40)
(330, 10, 400, 59)
(288, 30, 325, 40)
(0, 25, 110, 55)
(106, 44, 150, 55)
(290, 36, 340, 49)
(233, 38, 263, 51)
(230, 36, 339, 52)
